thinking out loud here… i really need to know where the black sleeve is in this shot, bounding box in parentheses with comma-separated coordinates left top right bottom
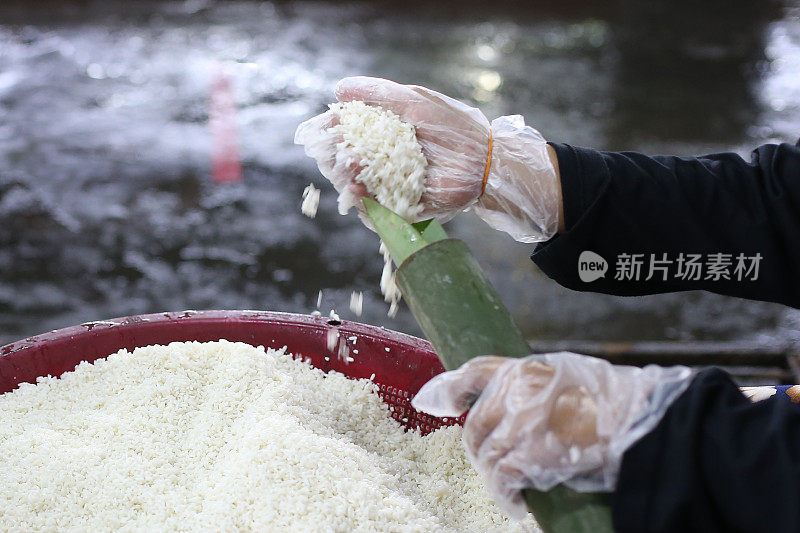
(613, 369, 800, 532)
(532, 141, 800, 308)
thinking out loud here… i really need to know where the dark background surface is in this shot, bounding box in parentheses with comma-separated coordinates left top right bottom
(1, 0, 799, 346)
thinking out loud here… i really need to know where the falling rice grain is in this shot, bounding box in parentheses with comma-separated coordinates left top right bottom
(301, 183, 320, 218)
(350, 291, 363, 317)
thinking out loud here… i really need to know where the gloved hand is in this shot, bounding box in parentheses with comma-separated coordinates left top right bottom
(412, 352, 692, 519)
(295, 76, 562, 242)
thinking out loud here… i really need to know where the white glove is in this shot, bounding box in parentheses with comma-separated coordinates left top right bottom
(295, 76, 562, 242)
(412, 353, 692, 519)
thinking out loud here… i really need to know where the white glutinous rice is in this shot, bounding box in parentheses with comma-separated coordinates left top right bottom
(329, 101, 429, 318)
(380, 244, 401, 318)
(329, 101, 427, 221)
(326, 326, 339, 352)
(350, 290, 364, 317)
(379, 241, 402, 317)
(0, 341, 539, 532)
(301, 183, 320, 218)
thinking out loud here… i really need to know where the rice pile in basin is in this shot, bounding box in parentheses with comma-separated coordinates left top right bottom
(0, 340, 539, 532)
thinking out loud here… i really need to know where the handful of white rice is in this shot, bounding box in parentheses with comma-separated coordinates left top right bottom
(300, 101, 428, 317)
(0, 340, 538, 532)
(329, 100, 427, 221)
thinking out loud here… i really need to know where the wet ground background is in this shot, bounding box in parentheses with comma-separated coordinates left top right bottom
(1, 0, 799, 346)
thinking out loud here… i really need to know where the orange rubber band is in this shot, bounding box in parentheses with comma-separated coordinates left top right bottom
(480, 129, 493, 196)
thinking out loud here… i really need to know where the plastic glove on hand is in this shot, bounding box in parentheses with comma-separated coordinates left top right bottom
(412, 353, 692, 519)
(295, 76, 488, 221)
(295, 76, 561, 241)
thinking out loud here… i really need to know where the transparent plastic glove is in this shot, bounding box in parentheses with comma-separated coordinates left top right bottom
(412, 352, 693, 519)
(294, 76, 561, 242)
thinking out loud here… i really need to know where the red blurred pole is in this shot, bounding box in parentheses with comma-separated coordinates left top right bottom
(209, 67, 242, 184)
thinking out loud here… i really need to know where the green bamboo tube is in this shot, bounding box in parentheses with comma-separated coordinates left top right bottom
(396, 239, 615, 533)
(396, 239, 530, 367)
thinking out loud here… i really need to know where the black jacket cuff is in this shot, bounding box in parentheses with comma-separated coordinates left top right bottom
(532, 143, 612, 288)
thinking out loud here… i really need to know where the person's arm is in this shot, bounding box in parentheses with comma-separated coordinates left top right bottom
(411, 352, 695, 519)
(533, 141, 800, 308)
(412, 352, 800, 530)
(298, 77, 564, 243)
(300, 77, 800, 307)
(613, 368, 800, 532)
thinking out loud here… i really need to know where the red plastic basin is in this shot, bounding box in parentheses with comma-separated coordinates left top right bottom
(0, 310, 462, 433)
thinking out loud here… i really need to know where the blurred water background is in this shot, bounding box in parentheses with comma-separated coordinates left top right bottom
(1, 0, 799, 346)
